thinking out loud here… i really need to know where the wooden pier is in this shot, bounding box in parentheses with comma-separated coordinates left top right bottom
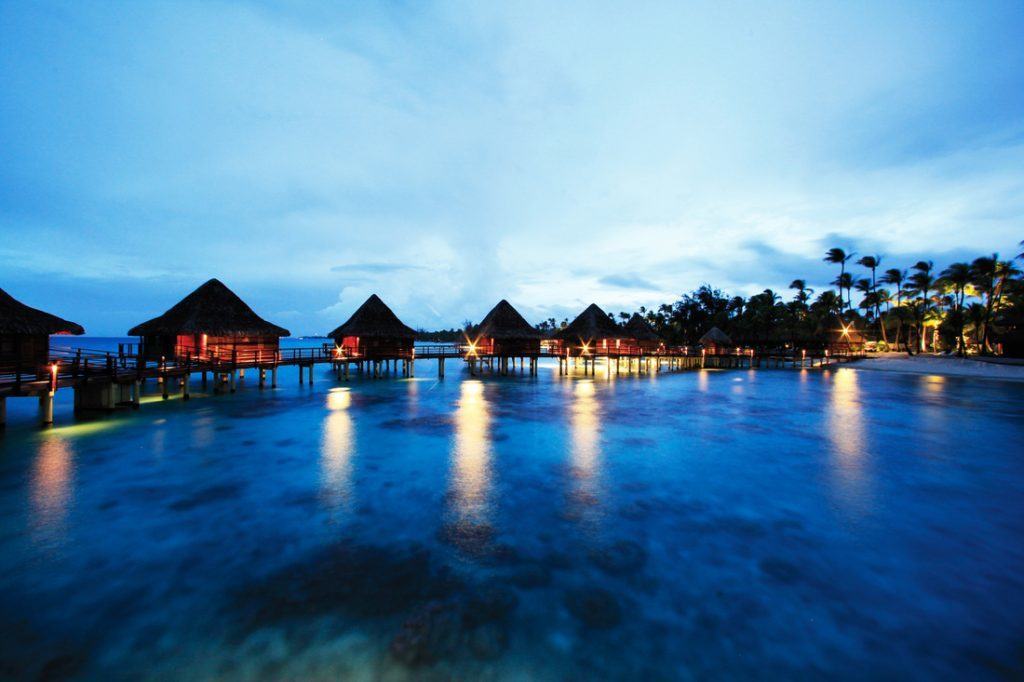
(0, 343, 864, 428)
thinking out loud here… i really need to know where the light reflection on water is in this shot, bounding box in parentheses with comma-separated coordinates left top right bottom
(568, 380, 602, 528)
(450, 380, 492, 522)
(826, 368, 871, 512)
(30, 435, 74, 536)
(321, 389, 355, 510)
(1, 361, 1022, 680)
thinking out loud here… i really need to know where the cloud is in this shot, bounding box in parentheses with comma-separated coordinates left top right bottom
(598, 274, 660, 290)
(1, 2, 1022, 334)
(329, 262, 431, 274)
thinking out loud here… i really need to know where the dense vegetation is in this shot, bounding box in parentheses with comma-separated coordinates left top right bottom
(420, 241, 1023, 356)
(598, 242, 1024, 356)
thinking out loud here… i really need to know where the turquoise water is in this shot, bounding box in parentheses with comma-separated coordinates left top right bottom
(1, 342, 1023, 679)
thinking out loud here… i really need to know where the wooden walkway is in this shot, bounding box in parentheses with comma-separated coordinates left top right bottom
(0, 343, 864, 427)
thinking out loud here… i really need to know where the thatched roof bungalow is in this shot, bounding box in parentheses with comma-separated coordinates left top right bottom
(329, 294, 416, 359)
(129, 279, 289, 362)
(819, 315, 865, 354)
(1, 288, 84, 367)
(475, 300, 542, 356)
(623, 313, 663, 352)
(553, 303, 628, 355)
(698, 326, 733, 354)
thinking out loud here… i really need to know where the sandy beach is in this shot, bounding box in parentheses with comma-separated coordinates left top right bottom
(854, 352, 1024, 382)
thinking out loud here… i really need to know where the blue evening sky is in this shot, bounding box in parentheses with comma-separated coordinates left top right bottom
(2, 1, 1023, 334)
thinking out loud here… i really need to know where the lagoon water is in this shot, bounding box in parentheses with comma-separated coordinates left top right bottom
(1, 340, 1023, 679)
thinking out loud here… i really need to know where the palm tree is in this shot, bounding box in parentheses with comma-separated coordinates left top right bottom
(854, 277, 873, 315)
(907, 260, 935, 352)
(832, 272, 854, 313)
(881, 268, 907, 350)
(824, 248, 855, 310)
(940, 261, 971, 355)
(966, 302, 987, 347)
(789, 279, 813, 305)
(857, 255, 882, 319)
(874, 288, 891, 345)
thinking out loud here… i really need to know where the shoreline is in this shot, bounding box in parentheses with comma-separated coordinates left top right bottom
(851, 353, 1024, 383)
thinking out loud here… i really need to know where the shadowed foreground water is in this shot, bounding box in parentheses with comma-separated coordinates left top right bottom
(1, 359, 1023, 679)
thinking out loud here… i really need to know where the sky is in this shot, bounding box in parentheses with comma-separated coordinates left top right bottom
(2, 1, 1023, 335)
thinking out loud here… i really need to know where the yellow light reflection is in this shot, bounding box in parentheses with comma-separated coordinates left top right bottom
(450, 380, 492, 521)
(568, 380, 602, 523)
(322, 388, 354, 509)
(31, 435, 74, 533)
(826, 368, 871, 512)
(923, 375, 946, 394)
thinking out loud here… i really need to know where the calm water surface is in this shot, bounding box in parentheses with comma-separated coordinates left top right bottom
(1, 342, 1023, 679)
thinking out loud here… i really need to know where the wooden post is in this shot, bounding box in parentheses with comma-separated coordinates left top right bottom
(299, 364, 305, 384)
(439, 357, 445, 378)
(133, 380, 141, 409)
(229, 371, 236, 393)
(308, 365, 314, 384)
(272, 367, 278, 388)
(0, 396, 6, 428)
(39, 391, 54, 426)
(162, 374, 169, 399)
(202, 371, 207, 388)
(182, 374, 190, 400)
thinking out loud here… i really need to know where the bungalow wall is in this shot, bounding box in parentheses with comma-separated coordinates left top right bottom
(0, 333, 49, 368)
(479, 337, 541, 356)
(550, 336, 634, 356)
(336, 335, 414, 359)
(141, 334, 281, 362)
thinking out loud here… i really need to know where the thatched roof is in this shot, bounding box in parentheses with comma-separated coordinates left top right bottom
(699, 326, 733, 346)
(624, 313, 661, 342)
(329, 294, 416, 339)
(554, 303, 623, 341)
(478, 300, 541, 340)
(0, 288, 84, 336)
(128, 279, 290, 337)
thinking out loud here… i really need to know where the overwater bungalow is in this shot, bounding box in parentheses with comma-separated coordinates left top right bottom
(329, 294, 416, 359)
(699, 326, 733, 354)
(474, 300, 542, 356)
(623, 313, 663, 354)
(129, 279, 290, 362)
(821, 315, 865, 355)
(553, 303, 627, 356)
(0, 287, 84, 368)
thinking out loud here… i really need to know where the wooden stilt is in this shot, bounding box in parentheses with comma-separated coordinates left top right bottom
(183, 374, 190, 400)
(39, 391, 54, 426)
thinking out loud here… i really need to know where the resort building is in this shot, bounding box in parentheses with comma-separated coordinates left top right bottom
(821, 315, 866, 355)
(329, 294, 416, 360)
(129, 279, 290, 362)
(698, 326, 733, 354)
(0, 287, 84, 368)
(623, 313, 664, 354)
(474, 300, 542, 356)
(552, 303, 628, 356)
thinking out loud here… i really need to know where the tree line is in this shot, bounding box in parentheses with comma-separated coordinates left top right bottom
(600, 241, 1023, 355)
(420, 241, 1023, 356)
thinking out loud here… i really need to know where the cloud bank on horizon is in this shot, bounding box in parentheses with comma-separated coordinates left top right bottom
(2, 1, 1023, 334)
